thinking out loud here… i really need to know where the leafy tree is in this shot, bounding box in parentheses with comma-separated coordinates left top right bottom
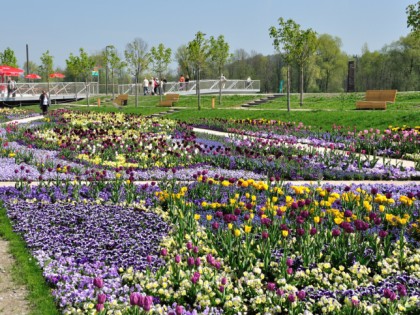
(187, 31, 211, 110)
(22, 61, 39, 76)
(66, 48, 95, 105)
(0, 47, 18, 68)
(150, 43, 172, 101)
(315, 34, 347, 92)
(125, 38, 150, 107)
(406, 1, 420, 34)
(269, 18, 301, 111)
(209, 35, 231, 105)
(105, 46, 125, 99)
(294, 27, 317, 106)
(175, 45, 194, 78)
(39, 50, 54, 93)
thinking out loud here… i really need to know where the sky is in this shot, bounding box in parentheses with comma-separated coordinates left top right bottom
(2, 0, 414, 72)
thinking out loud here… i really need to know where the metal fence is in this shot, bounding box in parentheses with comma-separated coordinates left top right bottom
(117, 79, 260, 96)
(0, 82, 99, 99)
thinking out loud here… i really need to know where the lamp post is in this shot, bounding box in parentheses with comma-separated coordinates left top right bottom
(105, 45, 112, 96)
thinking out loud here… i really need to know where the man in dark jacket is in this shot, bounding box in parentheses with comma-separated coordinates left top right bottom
(39, 91, 50, 115)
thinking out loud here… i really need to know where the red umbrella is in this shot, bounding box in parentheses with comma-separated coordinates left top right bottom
(49, 72, 65, 79)
(0, 65, 24, 76)
(25, 73, 41, 79)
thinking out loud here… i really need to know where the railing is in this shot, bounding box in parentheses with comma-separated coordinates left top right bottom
(0, 82, 99, 99)
(117, 79, 260, 96)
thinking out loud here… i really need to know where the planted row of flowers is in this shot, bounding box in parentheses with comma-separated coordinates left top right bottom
(1, 176, 419, 314)
(1, 110, 419, 181)
(190, 118, 420, 160)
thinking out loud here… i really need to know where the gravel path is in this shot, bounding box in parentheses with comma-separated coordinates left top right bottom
(0, 238, 30, 315)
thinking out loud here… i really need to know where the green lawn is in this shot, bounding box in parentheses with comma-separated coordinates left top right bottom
(21, 92, 420, 131)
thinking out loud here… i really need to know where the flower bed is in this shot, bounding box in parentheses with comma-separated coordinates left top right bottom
(0, 110, 419, 314)
(1, 111, 419, 181)
(1, 180, 419, 314)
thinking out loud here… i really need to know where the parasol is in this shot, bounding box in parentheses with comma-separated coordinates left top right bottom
(49, 72, 65, 79)
(0, 65, 24, 77)
(25, 73, 41, 79)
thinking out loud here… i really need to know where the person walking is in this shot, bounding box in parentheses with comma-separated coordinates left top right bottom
(7, 78, 16, 98)
(179, 74, 185, 90)
(39, 91, 50, 115)
(220, 74, 227, 89)
(143, 77, 149, 95)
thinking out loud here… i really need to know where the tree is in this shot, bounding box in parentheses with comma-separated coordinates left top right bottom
(175, 45, 194, 78)
(209, 35, 231, 105)
(315, 34, 347, 92)
(294, 27, 317, 106)
(39, 50, 54, 94)
(105, 46, 125, 100)
(125, 38, 150, 107)
(23, 61, 39, 75)
(66, 48, 95, 105)
(0, 47, 18, 68)
(269, 18, 301, 111)
(150, 43, 172, 101)
(187, 31, 211, 110)
(406, 1, 420, 34)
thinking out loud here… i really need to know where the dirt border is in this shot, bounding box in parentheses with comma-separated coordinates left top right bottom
(0, 238, 30, 315)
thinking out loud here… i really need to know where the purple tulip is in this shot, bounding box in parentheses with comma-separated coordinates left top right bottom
(332, 229, 341, 237)
(93, 277, 104, 289)
(287, 293, 296, 302)
(379, 230, 388, 238)
(310, 227, 317, 235)
(276, 288, 284, 296)
(130, 292, 140, 306)
(186, 242, 193, 250)
(146, 255, 153, 263)
(262, 231, 269, 239)
(187, 256, 195, 266)
(286, 258, 294, 267)
(219, 285, 225, 293)
(267, 282, 276, 291)
(195, 257, 201, 266)
(383, 288, 397, 301)
(175, 305, 183, 315)
(160, 248, 168, 256)
(397, 284, 407, 297)
(344, 210, 353, 217)
(143, 295, 153, 311)
(137, 294, 145, 307)
(221, 277, 227, 285)
(96, 303, 104, 311)
(296, 227, 305, 236)
(297, 290, 306, 300)
(175, 254, 181, 264)
(97, 293, 106, 304)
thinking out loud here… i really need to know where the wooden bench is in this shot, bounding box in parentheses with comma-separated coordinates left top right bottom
(113, 94, 128, 106)
(356, 90, 397, 110)
(158, 94, 180, 107)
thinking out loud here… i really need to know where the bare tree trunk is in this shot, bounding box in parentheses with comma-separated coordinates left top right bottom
(197, 67, 201, 110)
(299, 64, 304, 106)
(287, 65, 291, 112)
(135, 74, 138, 108)
(218, 67, 222, 105)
